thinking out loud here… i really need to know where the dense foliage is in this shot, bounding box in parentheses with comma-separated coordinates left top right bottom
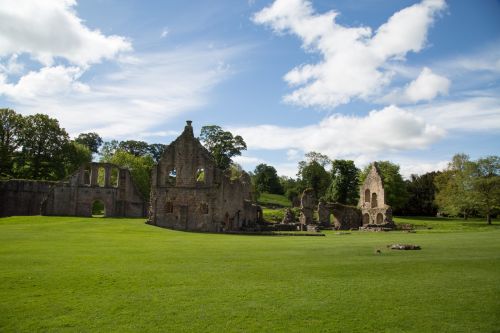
(435, 154, 500, 223)
(253, 163, 283, 194)
(324, 160, 360, 205)
(199, 125, 247, 170)
(400, 172, 440, 216)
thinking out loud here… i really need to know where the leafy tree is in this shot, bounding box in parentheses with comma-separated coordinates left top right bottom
(304, 151, 331, 168)
(100, 140, 120, 160)
(75, 132, 103, 154)
(101, 149, 154, 200)
(63, 141, 92, 176)
(325, 160, 359, 205)
(469, 156, 500, 224)
(435, 154, 476, 219)
(147, 143, 166, 162)
(118, 140, 150, 157)
(297, 158, 330, 200)
(253, 163, 283, 194)
(17, 114, 70, 180)
(360, 161, 408, 211)
(0, 108, 23, 178)
(199, 125, 247, 170)
(279, 176, 302, 206)
(401, 171, 440, 216)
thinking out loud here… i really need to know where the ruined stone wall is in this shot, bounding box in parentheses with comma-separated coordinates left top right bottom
(0, 180, 55, 217)
(148, 121, 261, 232)
(318, 202, 362, 230)
(299, 189, 315, 226)
(358, 163, 393, 226)
(42, 163, 146, 218)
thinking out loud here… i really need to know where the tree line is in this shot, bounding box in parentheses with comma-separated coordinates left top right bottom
(2, 108, 498, 222)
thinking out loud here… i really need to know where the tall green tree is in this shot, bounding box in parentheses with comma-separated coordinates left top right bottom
(101, 149, 154, 200)
(435, 154, 476, 219)
(253, 163, 283, 194)
(360, 161, 408, 211)
(470, 156, 500, 224)
(199, 125, 247, 170)
(0, 108, 23, 178)
(63, 142, 92, 176)
(75, 132, 103, 154)
(297, 157, 330, 200)
(118, 140, 150, 157)
(325, 160, 359, 205)
(147, 143, 167, 162)
(401, 171, 440, 216)
(17, 114, 70, 180)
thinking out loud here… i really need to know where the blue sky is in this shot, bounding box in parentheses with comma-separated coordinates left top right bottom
(0, 0, 499, 177)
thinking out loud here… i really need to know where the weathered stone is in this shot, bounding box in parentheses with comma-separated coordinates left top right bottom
(318, 202, 362, 230)
(147, 121, 262, 232)
(389, 244, 421, 250)
(42, 162, 146, 217)
(281, 208, 295, 224)
(358, 163, 394, 228)
(299, 189, 315, 227)
(0, 180, 56, 217)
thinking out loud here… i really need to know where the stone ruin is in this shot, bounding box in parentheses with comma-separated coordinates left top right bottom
(297, 162, 395, 230)
(42, 162, 146, 217)
(358, 162, 394, 229)
(147, 121, 262, 232)
(0, 163, 146, 218)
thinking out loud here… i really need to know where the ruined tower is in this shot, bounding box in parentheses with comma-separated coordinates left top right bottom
(358, 163, 393, 226)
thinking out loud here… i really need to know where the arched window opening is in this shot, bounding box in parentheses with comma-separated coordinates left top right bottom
(196, 168, 205, 183)
(97, 167, 105, 187)
(165, 201, 173, 214)
(376, 213, 384, 224)
(167, 168, 177, 186)
(110, 167, 119, 187)
(200, 202, 209, 214)
(92, 200, 105, 217)
(329, 213, 338, 226)
(363, 213, 370, 225)
(371, 193, 378, 208)
(364, 189, 370, 203)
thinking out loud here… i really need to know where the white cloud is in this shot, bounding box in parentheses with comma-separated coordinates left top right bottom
(0, 65, 89, 100)
(233, 105, 444, 160)
(161, 28, 169, 38)
(404, 67, 450, 102)
(2, 46, 239, 138)
(398, 159, 448, 178)
(0, 0, 131, 67)
(252, 0, 446, 108)
(382, 66, 450, 103)
(413, 96, 500, 131)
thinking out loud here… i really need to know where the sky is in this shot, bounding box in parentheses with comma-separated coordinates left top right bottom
(0, 0, 499, 178)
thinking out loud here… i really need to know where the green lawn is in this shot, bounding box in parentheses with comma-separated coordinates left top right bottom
(1, 216, 499, 332)
(257, 192, 292, 207)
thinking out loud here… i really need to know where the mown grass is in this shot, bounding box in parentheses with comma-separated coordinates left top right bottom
(257, 192, 292, 207)
(1, 216, 499, 332)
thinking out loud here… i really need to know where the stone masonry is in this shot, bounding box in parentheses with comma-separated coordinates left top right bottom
(42, 162, 146, 217)
(0, 180, 56, 217)
(358, 162, 394, 226)
(147, 121, 262, 232)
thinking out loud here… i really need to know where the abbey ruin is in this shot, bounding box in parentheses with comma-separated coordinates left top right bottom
(0, 163, 146, 218)
(147, 121, 262, 232)
(1, 121, 394, 232)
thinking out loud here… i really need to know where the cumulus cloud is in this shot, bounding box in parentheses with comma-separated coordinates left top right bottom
(0, 0, 131, 67)
(382, 67, 450, 103)
(232, 105, 445, 160)
(404, 67, 450, 102)
(2, 46, 238, 138)
(252, 0, 446, 108)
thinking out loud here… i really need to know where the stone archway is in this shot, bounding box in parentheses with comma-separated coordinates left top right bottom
(363, 213, 370, 225)
(91, 199, 106, 217)
(371, 193, 378, 208)
(376, 213, 384, 224)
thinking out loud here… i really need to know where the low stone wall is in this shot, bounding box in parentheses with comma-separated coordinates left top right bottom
(0, 180, 56, 217)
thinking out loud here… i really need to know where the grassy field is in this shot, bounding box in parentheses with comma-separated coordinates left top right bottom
(1, 216, 499, 332)
(257, 192, 292, 207)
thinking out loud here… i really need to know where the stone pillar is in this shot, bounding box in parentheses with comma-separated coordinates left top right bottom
(90, 164, 99, 186)
(104, 165, 111, 187)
